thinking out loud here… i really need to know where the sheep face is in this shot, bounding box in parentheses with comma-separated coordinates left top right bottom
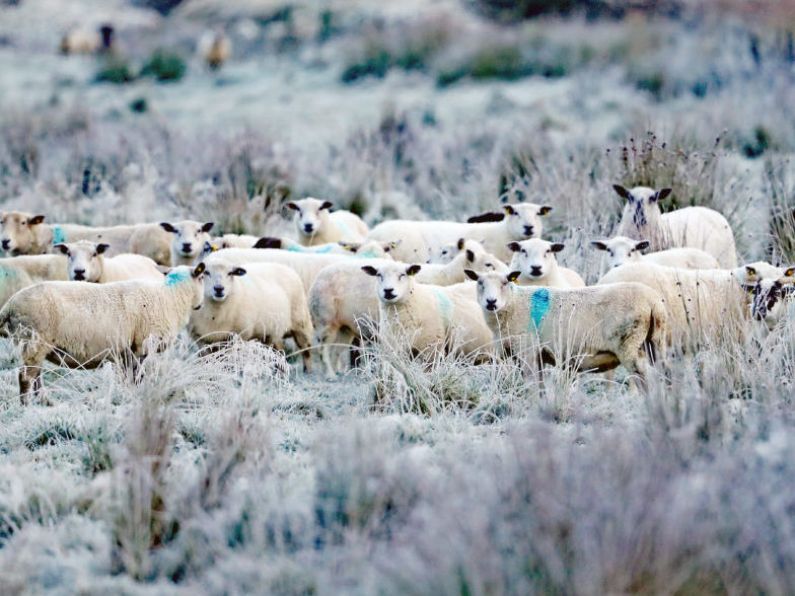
(0, 211, 46, 255)
(508, 239, 564, 280)
(200, 261, 247, 303)
(503, 203, 552, 240)
(428, 242, 459, 264)
(591, 236, 650, 269)
(736, 263, 794, 327)
(362, 262, 421, 304)
(465, 244, 509, 274)
(339, 239, 397, 259)
(465, 270, 521, 313)
(55, 241, 109, 282)
(161, 221, 215, 260)
(287, 198, 333, 239)
(614, 185, 672, 229)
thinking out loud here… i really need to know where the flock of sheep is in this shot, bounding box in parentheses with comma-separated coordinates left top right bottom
(0, 185, 792, 401)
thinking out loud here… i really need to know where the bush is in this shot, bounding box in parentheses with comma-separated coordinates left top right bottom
(95, 57, 135, 84)
(140, 49, 186, 83)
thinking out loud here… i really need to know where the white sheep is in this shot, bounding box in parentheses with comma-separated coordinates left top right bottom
(360, 262, 493, 360)
(287, 198, 368, 246)
(60, 25, 114, 55)
(0, 255, 69, 308)
(189, 257, 314, 372)
(309, 243, 504, 376)
(367, 203, 552, 264)
(0, 211, 173, 265)
(0, 264, 205, 401)
(55, 241, 163, 283)
(213, 234, 261, 249)
(613, 185, 737, 268)
(507, 239, 585, 288)
(252, 236, 398, 258)
(201, 30, 232, 70)
(597, 262, 767, 349)
(426, 238, 466, 264)
(464, 269, 667, 380)
(737, 262, 794, 328)
(159, 220, 215, 266)
(591, 235, 721, 270)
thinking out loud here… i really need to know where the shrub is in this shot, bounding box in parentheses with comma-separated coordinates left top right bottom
(140, 49, 186, 83)
(95, 57, 135, 84)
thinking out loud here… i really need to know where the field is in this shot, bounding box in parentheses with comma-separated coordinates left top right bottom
(2, 0, 795, 593)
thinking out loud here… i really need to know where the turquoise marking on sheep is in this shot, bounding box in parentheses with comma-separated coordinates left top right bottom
(311, 244, 335, 254)
(336, 219, 353, 238)
(529, 288, 551, 331)
(51, 226, 66, 245)
(286, 245, 303, 253)
(433, 289, 454, 328)
(165, 269, 190, 286)
(357, 250, 378, 259)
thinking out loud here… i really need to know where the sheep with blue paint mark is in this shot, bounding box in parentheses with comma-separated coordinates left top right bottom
(160, 220, 216, 266)
(507, 239, 585, 288)
(0, 211, 173, 265)
(465, 269, 667, 380)
(189, 257, 314, 372)
(0, 264, 206, 401)
(286, 198, 369, 247)
(251, 236, 399, 258)
(361, 262, 492, 360)
(367, 202, 552, 264)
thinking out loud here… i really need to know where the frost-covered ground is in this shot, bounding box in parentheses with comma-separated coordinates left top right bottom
(2, 0, 795, 593)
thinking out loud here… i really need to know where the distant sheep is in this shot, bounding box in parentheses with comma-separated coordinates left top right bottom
(367, 203, 552, 263)
(60, 24, 114, 55)
(591, 235, 720, 270)
(507, 239, 585, 288)
(416, 240, 508, 286)
(287, 198, 368, 246)
(361, 262, 493, 360)
(0, 255, 69, 308)
(202, 31, 232, 70)
(189, 257, 314, 372)
(0, 211, 172, 265)
(253, 236, 398, 258)
(0, 264, 205, 401)
(160, 220, 215, 266)
(737, 262, 794, 328)
(54, 241, 163, 283)
(465, 269, 667, 380)
(613, 185, 737, 268)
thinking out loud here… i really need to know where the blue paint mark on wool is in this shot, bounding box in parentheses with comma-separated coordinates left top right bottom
(433, 289, 454, 328)
(357, 250, 377, 259)
(165, 269, 190, 286)
(529, 288, 551, 331)
(51, 226, 66, 245)
(286, 245, 303, 253)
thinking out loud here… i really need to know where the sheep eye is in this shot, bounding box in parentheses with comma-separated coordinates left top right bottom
(21, 221, 27, 226)
(399, 274, 406, 280)
(486, 263, 494, 270)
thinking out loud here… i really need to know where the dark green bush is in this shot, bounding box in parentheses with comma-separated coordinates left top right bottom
(141, 49, 187, 82)
(95, 57, 135, 84)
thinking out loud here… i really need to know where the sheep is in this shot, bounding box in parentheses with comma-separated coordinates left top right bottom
(360, 262, 493, 360)
(252, 236, 399, 258)
(212, 234, 261, 249)
(60, 24, 114, 55)
(0, 255, 69, 308)
(0, 264, 206, 402)
(738, 262, 794, 328)
(507, 239, 585, 288)
(464, 269, 667, 380)
(0, 211, 172, 265)
(160, 220, 215, 266)
(287, 198, 368, 247)
(613, 185, 737, 268)
(425, 237, 487, 264)
(202, 30, 232, 70)
(54, 241, 163, 283)
(189, 257, 313, 372)
(590, 235, 721, 270)
(597, 262, 765, 350)
(367, 202, 552, 264)
(309, 243, 504, 376)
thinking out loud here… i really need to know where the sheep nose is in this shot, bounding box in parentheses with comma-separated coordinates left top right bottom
(383, 288, 396, 300)
(213, 285, 225, 296)
(303, 223, 314, 234)
(523, 225, 534, 236)
(530, 266, 542, 276)
(182, 242, 193, 251)
(1, 239, 9, 250)
(73, 269, 85, 279)
(486, 299, 497, 311)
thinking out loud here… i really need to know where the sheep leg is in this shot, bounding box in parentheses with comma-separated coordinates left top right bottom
(19, 341, 48, 404)
(349, 335, 362, 369)
(291, 329, 313, 375)
(317, 325, 338, 378)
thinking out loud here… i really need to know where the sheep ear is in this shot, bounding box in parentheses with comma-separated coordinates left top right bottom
(202, 240, 217, 254)
(591, 240, 608, 251)
(406, 264, 422, 276)
(457, 238, 466, 250)
(253, 237, 281, 249)
(361, 265, 378, 277)
(464, 269, 479, 281)
(507, 270, 521, 283)
(286, 202, 299, 211)
(54, 243, 69, 255)
(634, 240, 650, 252)
(507, 241, 521, 253)
(745, 265, 758, 280)
(538, 205, 553, 216)
(320, 201, 333, 211)
(29, 215, 46, 225)
(383, 240, 400, 252)
(503, 205, 516, 216)
(613, 184, 632, 200)
(192, 262, 206, 278)
(466, 249, 475, 263)
(201, 222, 215, 233)
(549, 243, 565, 253)
(338, 241, 359, 253)
(96, 243, 110, 254)
(160, 222, 177, 233)
(654, 188, 673, 202)
(230, 267, 247, 277)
